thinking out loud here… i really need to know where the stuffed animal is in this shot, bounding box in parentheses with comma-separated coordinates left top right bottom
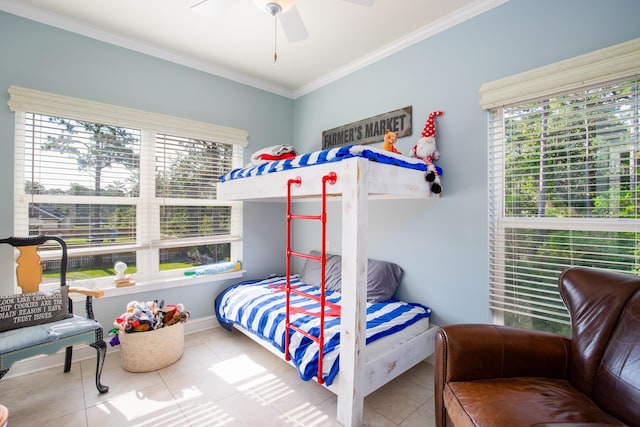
(115, 300, 159, 332)
(113, 299, 190, 333)
(381, 129, 400, 154)
(163, 303, 190, 326)
(410, 111, 443, 194)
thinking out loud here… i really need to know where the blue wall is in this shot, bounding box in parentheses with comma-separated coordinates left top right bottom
(293, 0, 640, 325)
(1, 0, 639, 330)
(0, 11, 290, 328)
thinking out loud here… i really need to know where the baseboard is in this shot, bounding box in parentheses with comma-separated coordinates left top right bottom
(3, 315, 218, 379)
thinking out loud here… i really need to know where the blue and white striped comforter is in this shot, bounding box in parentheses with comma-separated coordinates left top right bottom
(215, 275, 431, 386)
(219, 145, 442, 182)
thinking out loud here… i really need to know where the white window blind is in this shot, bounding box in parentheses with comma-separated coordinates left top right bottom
(9, 86, 246, 287)
(18, 112, 140, 243)
(483, 39, 640, 335)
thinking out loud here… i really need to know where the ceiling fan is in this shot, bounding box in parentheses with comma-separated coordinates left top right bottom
(191, 0, 375, 62)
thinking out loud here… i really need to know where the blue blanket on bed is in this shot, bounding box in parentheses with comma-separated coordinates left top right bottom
(215, 275, 431, 385)
(219, 144, 442, 182)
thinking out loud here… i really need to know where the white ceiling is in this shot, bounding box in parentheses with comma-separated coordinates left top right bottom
(0, 0, 506, 98)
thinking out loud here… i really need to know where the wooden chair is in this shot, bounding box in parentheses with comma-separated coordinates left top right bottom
(0, 235, 108, 393)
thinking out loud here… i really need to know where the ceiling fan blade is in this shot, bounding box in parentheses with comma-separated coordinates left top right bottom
(279, 5, 309, 43)
(341, 0, 375, 5)
(191, 0, 234, 18)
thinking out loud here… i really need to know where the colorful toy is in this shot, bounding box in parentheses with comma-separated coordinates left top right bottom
(110, 299, 190, 345)
(163, 303, 189, 326)
(184, 260, 242, 276)
(113, 261, 135, 287)
(410, 111, 443, 194)
(381, 129, 400, 154)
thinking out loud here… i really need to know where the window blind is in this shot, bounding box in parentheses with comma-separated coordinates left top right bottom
(15, 113, 140, 251)
(10, 87, 245, 286)
(485, 39, 640, 335)
(155, 133, 236, 243)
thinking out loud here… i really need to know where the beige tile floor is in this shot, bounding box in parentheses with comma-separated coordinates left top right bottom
(0, 327, 437, 426)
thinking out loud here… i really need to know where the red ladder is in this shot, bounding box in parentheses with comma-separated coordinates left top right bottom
(284, 171, 339, 385)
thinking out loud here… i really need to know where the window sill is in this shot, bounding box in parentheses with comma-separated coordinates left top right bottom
(68, 270, 245, 301)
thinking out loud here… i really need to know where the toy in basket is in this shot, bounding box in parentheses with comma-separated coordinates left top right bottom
(109, 300, 189, 372)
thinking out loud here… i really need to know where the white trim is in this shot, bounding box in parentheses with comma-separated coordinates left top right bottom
(497, 217, 639, 233)
(0, 0, 506, 99)
(0, 0, 295, 99)
(68, 270, 244, 301)
(7, 86, 248, 146)
(480, 38, 640, 109)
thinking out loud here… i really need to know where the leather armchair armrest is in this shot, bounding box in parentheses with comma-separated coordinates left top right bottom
(434, 324, 571, 427)
(436, 324, 571, 382)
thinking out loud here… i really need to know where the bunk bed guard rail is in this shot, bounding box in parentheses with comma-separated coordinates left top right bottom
(285, 172, 339, 385)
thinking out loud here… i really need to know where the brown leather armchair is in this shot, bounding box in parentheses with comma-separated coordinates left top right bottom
(434, 267, 640, 427)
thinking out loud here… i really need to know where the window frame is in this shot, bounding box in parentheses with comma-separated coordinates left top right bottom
(481, 38, 640, 333)
(9, 86, 247, 294)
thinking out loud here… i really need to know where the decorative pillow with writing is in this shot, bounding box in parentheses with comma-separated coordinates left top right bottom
(0, 287, 71, 332)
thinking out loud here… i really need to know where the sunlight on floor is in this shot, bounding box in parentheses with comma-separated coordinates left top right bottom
(210, 353, 268, 384)
(282, 402, 334, 426)
(177, 401, 235, 426)
(0, 329, 436, 426)
(237, 372, 294, 401)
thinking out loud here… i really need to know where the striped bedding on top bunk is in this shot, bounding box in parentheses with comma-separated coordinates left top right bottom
(219, 144, 439, 182)
(215, 275, 431, 386)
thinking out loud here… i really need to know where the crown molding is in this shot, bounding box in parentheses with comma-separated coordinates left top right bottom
(293, 0, 509, 98)
(0, 0, 296, 98)
(1, 0, 507, 100)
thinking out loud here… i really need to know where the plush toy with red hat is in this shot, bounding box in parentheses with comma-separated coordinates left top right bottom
(410, 111, 443, 194)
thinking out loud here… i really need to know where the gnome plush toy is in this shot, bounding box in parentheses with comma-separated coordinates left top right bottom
(410, 111, 443, 194)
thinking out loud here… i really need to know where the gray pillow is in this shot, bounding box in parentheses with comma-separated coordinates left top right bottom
(300, 250, 340, 288)
(365, 258, 404, 303)
(299, 251, 403, 303)
(0, 286, 71, 332)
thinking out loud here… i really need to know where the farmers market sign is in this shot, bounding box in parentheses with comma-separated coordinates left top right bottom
(321, 106, 412, 149)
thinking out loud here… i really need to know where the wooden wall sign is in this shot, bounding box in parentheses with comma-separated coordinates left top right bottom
(322, 106, 412, 149)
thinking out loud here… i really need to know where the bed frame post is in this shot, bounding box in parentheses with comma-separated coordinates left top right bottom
(337, 157, 368, 426)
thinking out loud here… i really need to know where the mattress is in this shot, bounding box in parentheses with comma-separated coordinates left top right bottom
(215, 275, 431, 386)
(220, 144, 442, 182)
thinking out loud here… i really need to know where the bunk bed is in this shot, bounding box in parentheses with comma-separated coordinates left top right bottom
(216, 144, 440, 427)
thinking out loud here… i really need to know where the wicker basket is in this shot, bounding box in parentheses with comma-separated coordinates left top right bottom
(118, 322, 184, 372)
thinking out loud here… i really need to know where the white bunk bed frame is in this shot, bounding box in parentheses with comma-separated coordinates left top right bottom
(218, 156, 439, 427)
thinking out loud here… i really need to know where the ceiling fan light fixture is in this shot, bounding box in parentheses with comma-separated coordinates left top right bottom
(254, 0, 296, 15)
(253, 0, 302, 63)
(266, 3, 281, 16)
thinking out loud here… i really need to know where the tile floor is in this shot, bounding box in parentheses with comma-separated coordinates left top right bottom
(0, 327, 437, 426)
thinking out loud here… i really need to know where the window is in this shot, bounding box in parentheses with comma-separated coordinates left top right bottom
(9, 87, 246, 289)
(482, 39, 640, 336)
